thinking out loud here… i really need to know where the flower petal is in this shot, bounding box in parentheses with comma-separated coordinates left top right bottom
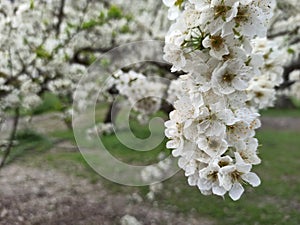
(229, 182, 244, 201)
(242, 172, 261, 187)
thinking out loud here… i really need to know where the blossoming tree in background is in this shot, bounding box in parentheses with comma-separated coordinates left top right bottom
(0, 0, 171, 166)
(268, 0, 300, 103)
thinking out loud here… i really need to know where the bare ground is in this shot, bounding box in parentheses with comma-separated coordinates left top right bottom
(0, 164, 214, 225)
(260, 117, 300, 131)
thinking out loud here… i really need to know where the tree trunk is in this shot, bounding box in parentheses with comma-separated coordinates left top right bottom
(0, 107, 20, 168)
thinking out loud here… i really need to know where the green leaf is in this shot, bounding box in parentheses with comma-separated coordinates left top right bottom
(120, 25, 130, 33)
(30, 0, 35, 9)
(99, 11, 105, 20)
(107, 5, 123, 19)
(81, 19, 98, 29)
(175, 0, 184, 7)
(287, 48, 295, 54)
(35, 45, 52, 59)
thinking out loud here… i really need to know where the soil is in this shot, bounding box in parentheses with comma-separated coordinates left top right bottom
(260, 117, 300, 131)
(0, 164, 213, 225)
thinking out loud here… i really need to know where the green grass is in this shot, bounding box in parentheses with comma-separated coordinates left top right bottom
(3, 129, 53, 165)
(260, 108, 300, 117)
(50, 129, 75, 142)
(291, 97, 300, 108)
(31, 92, 64, 115)
(100, 118, 170, 165)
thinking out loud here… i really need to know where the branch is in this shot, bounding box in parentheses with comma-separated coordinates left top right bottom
(55, 0, 66, 36)
(267, 25, 300, 39)
(70, 46, 114, 65)
(283, 54, 300, 79)
(102, 0, 111, 8)
(278, 54, 300, 89)
(290, 36, 300, 45)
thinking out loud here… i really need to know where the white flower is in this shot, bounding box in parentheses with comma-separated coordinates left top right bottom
(226, 91, 248, 109)
(188, 0, 211, 11)
(164, 44, 186, 72)
(165, 28, 186, 46)
(223, 0, 275, 38)
(220, 152, 261, 200)
(197, 135, 228, 157)
(226, 121, 253, 145)
(198, 156, 233, 196)
(22, 95, 41, 109)
(198, 162, 227, 196)
(235, 138, 261, 165)
(165, 110, 185, 154)
(200, 0, 239, 35)
(163, 0, 181, 20)
(212, 59, 251, 95)
(202, 33, 230, 60)
(198, 101, 236, 137)
(167, 79, 185, 104)
(187, 58, 219, 92)
(247, 78, 277, 109)
(290, 70, 300, 82)
(175, 94, 203, 120)
(182, 3, 202, 28)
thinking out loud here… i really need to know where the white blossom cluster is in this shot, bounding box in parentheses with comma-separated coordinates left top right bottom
(0, 0, 90, 119)
(163, 0, 276, 200)
(0, 0, 170, 124)
(247, 38, 285, 109)
(270, 0, 300, 51)
(0, 1, 109, 133)
(166, 79, 185, 105)
(86, 122, 114, 139)
(289, 70, 300, 100)
(0, 1, 42, 111)
(269, 0, 300, 99)
(141, 152, 172, 200)
(111, 70, 167, 120)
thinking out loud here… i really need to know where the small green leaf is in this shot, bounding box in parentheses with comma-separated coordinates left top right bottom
(81, 19, 98, 29)
(120, 25, 130, 33)
(175, 0, 184, 7)
(107, 5, 123, 19)
(287, 48, 295, 54)
(35, 45, 52, 59)
(30, 0, 35, 9)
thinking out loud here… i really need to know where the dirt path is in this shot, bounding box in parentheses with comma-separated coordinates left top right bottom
(260, 117, 300, 131)
(0, 164, 213, 225)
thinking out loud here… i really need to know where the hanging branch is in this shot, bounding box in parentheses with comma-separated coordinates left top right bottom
(0, 107, 20, 168)
(278, 54, 300, 90)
